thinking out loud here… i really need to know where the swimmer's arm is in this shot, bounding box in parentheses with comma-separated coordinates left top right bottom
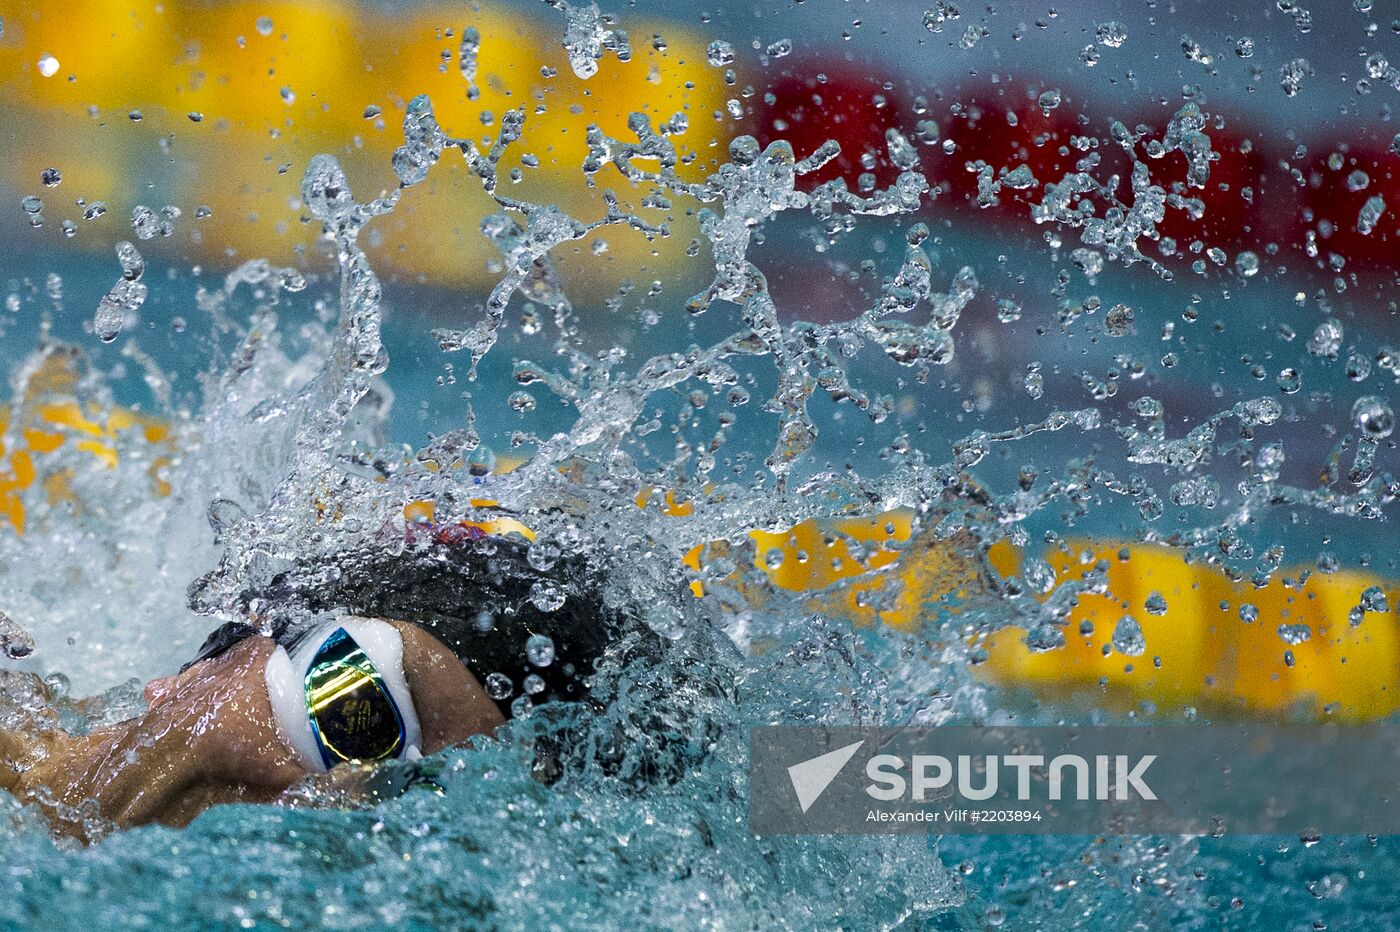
(14, 637, 306, 832)
(15, 720, 205, 830)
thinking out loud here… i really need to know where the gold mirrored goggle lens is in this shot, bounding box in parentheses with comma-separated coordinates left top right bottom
(304, 628, 405, 767)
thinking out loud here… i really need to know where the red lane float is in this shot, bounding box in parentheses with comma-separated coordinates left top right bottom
(755, 68, 1398, 278)
(1300, 131, 1399, 271)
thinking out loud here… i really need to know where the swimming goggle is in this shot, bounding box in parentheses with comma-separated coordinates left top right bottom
(264, 616, 423, 772)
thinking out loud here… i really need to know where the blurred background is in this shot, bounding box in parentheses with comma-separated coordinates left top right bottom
(0, 0, 1394, 438)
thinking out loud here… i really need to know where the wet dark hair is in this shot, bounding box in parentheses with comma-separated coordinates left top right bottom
(188, 530, 736, 790)
(185, 535, 638, 719)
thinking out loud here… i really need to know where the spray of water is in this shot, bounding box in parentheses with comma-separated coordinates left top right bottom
(0, 2, 1395, 926)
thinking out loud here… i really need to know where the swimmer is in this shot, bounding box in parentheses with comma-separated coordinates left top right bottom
(0, 532, 637, 835)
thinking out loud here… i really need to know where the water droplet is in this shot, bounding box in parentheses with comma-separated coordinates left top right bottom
(1104, 304, 1134, 337)
(132, 205, 159, 240)
(43, 672, 69, 699)
(526, 634, 556, 667)
(1254, 442, 1282, 478)
(37, 54, 59, 78)
(552, 0, 628, 79)
(301, 154, 354, 220)
(1360, 585, 1389, 614)
(460, 25, 481, 98)
(1353, 396, 1394, 438)
(40, 168, 61, 188)
(207, 498, 249, 539)
(1095, 21, 1128, 47)
(922, 3, 960, 33)
(1112, 616, 1146, 656)
(1280, 58, 1312, 96)
(116, 240, 144, 279)
(529, 581, 566, 612)
(1023, 558, 1055, 594)
(523, 673, 546, 695)
(1345, 352, 1372, 382)
(1357, 195, 1386, 235)
(1236, 397, 1281, 426)
(1276, 368, 1301, 394)
(996, 298, 1022, 323)
(484, 672, 513, 700)
(256, 15, 274, 36)
(706, 40, 735, 66)
(1135, 397, 1173, 433)
(1306, 318, 1343, 359)
(20, 195, 43, 228)
(527, 539, 561, 572)
(1145, 592, 1168, 615)
(93, 241, 146, 343)
(94, 286, 141, 342)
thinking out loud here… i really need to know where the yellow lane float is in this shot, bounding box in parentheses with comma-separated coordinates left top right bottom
(670, 503, 1399, 722)
(0, 347, 175, 533)
(0, 1, 731, 293)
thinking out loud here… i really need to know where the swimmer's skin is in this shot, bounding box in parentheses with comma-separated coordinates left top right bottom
(0, 620, 504, 834)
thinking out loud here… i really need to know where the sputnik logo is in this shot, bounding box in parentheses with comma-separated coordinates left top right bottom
(787, 740, 865, 813)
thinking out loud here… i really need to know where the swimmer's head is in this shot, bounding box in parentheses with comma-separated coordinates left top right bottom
(190, 533, 648, 719)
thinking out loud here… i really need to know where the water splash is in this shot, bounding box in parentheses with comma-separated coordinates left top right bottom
(91, 242, 145, 343)
(0, 5, 1397, 928)
(542, 0, 630, 80)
